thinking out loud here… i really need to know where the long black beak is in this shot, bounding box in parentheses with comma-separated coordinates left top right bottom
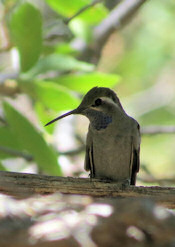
(45, 109, 78, 126)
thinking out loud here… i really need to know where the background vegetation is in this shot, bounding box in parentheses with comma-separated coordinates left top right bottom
(0, 0, 175, 185)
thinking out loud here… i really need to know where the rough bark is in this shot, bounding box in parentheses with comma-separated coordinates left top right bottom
(0, 171, 175, 208)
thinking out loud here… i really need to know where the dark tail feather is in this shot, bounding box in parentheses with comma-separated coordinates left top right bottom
(130, 172, 136, 185)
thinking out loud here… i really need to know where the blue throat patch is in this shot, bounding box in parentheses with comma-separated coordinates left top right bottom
(92, 112, 112, 130)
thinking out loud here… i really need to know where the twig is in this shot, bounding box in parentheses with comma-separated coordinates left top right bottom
(65, 0, 102, 24)
(59, 146, 84, 156)
(0, 145, 33, 161)
(141, 126, 175, 135)
(141, 164, 153, 175)
(75, 133, 86, 145)
(59, 134, 85, 155)
(0, 142, 84, 159)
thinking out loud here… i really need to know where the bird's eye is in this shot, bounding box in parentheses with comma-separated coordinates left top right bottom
(94, 98, 102, 106)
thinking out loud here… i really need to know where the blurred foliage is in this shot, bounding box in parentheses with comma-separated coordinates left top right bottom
(10, 2, 42, 71)
(0, 0, 119, 175)
(0, 0, 175, 184)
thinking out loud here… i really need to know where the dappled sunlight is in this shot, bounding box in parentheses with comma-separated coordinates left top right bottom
(0, 193, 175, 246)
(153, 205, 170, 220)
(28, 199, 113, 245)
(0, 193, 114, 246)
(126, 225, 145, 242)
(86, 203, 113, 217)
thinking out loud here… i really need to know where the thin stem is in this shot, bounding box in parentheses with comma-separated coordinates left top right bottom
(65, 0, 102, 24)
(0, 145, 33, 161)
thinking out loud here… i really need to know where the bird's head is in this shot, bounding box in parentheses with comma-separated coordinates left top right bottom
(45, 87, 125, 127)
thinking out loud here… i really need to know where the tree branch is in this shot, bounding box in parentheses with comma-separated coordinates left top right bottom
(73, 0, 148, 62)
(59, 146, 85, 156)
(0, 146, 33, 161)
(65, 0, 102, 24)
(94, 0, 147, 46)
(0, 171, 175, 208)
(141, 126, 175, 135)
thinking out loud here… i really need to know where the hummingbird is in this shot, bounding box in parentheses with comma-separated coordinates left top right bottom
(45, 87, 140, 185)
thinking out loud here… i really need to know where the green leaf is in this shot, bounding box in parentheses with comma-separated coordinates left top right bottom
(55, 43, 77, 55)
(46, 0, 89, 17)
(22, 54, 94, 79)
(77, 4, 107, 25)
(0, 161, 7, 171)
(34, 81, 80, 111)
(140, 107, 175, 125)
(46, 0, 107, 24)
(54, 72, 121, 93)
(10, 3, 42, 72)
(0, 127, 22, 159)
(3, 102, 62, 175)
(35, 102, 55, 134)
(69, 19, 92, 42)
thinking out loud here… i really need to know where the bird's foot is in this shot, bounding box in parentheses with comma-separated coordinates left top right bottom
(120, 179, 130, 189)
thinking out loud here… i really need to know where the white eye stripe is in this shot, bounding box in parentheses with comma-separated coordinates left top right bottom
(90, 96, 115, 111)
(100, 97, 115, 104)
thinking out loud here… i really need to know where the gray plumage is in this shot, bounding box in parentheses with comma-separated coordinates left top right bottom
(45, 87, 141, 185)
